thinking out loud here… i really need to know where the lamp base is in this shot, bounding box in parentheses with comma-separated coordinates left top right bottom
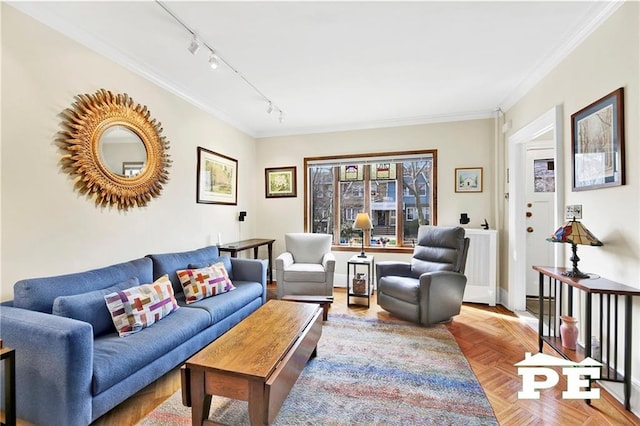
(561, 269, 590, 279)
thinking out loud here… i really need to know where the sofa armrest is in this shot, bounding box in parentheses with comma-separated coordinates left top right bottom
(376, 261, 412, 279)
(418, 271, 467, 325)
(230, 258, 267, 302)
(321, 252, 336, 272)
(0, 306, 93, 426)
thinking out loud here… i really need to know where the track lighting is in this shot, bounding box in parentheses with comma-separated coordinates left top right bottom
(157, 1, 285, 124)
(187, 36, 200, 55)
(208, 50, 219, 69)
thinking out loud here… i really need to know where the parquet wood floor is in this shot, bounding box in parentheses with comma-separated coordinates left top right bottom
(19, 286, 640, 425)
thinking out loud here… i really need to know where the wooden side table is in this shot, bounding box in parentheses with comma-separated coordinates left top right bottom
(347, 255, 375, 307)
(0, 346, 16, 426)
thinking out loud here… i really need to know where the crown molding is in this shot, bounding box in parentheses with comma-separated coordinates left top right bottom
(499, 0, 624, 112)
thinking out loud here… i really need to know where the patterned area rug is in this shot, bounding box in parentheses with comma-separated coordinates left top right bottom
(138, 315, 497, 425)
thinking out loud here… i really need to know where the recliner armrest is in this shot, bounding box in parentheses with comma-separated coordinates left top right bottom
(418, 271, 467, 325)
(376, 261, 412, 278)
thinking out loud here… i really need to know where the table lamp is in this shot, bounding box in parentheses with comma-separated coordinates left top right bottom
(353, 213, 373, 258)
(547, 217, 603, 278)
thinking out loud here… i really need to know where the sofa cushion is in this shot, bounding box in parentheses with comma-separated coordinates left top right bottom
(92, 306, 211, 395)
(52, 277, 139, 337)
(177, 264, 235, 304)
(184, 281, 263, 325)
(283, 263, 326, 282)
(104, 275, 179, 337)
(146, 246, 221, 297)
(13, 257, 153, 313)
(378, 276, 420, 304)
(188, 255, 233, 279)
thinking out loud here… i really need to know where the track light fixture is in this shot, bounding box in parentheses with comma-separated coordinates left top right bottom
(208, 50, 219, 69)
(187, 36, 200, 55)
(156, 1, 285, 124)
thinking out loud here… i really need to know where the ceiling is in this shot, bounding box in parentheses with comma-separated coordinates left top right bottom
(9, 1, 621, 138)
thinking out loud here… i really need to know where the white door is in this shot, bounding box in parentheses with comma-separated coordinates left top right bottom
(525, 147, 556, 296)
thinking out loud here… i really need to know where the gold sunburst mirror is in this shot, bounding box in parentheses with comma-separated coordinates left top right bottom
(59, 89, 171, 210)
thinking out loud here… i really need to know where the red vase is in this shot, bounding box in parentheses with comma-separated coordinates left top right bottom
(560, 315, 579, 350)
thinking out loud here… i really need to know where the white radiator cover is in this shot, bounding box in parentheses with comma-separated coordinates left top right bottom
(463, 229, 498, 306)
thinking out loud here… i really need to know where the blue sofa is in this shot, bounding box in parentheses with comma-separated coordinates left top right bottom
(0, 245, 267, 426)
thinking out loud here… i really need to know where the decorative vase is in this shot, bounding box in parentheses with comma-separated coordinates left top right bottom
(560, 315, 579, 350)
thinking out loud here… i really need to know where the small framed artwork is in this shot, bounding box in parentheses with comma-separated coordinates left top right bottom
(571, 87, 625, 191)
(265, 166, 297, 198)
(455, 167, 483, 193)
(196, 147, 237, 205)
(122, 161, 144, 177)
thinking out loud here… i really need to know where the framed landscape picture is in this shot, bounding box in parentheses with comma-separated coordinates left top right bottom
(455, 167, 483, 193)
(265, 166, 297, 198)
(571, 87, 625, 191)
(196, 147, 237, 205)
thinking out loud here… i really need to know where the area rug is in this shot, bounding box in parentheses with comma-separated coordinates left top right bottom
(138, 315, 497, 425)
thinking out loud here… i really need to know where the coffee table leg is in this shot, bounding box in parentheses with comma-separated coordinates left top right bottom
(248, 380, 267, 425)
(190, 369, 212, 426)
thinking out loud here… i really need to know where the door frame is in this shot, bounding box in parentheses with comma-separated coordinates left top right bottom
(507, 105, 564, 311)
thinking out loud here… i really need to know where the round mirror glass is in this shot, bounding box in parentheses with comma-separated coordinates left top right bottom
(99, 125, 147, 177)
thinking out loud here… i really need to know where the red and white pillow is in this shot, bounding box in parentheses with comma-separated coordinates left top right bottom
(176, 262, 235, 304)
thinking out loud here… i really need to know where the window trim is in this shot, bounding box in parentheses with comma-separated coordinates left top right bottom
(304, 150, 438, 249)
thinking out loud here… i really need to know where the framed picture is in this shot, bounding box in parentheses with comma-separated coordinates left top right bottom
(265, 166, 297, 198)
(455, 167, 483, 193)
(196, 147, 237, 205)
(571, 87, 625, 191)
(122, 161, 144, 177)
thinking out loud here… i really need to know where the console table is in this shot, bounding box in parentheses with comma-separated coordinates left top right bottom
(533, 265, 640, 410)
(218, 238, 275, 283)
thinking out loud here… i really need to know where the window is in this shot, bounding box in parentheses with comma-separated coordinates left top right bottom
(306, 150, 436, 248)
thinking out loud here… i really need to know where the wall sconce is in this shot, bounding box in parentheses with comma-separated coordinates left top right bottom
(238, 211, 247, 222)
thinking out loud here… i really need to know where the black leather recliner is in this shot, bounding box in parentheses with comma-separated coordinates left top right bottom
(376, 226, 470, 326)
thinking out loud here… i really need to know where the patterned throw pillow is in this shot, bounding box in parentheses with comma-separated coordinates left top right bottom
(176, 263, 235, 304)
(104, 274, 179, 337)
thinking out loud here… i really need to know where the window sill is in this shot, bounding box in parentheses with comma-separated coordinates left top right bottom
(331, 245, 413, 255)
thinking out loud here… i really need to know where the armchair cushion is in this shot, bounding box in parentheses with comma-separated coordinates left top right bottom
(283, 263, 327, 282)
(285, 233, 332, 263)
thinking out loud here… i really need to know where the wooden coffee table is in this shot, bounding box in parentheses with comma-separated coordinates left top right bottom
(182, 300, 323, 425)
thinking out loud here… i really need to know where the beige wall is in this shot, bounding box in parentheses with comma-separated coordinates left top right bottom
(0, 5, 258, 300)
(255, 119, 497, 280)
(503, 1, 639, 409)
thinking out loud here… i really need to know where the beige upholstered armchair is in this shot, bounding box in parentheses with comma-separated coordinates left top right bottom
(275, 233, 336, 299)
(376, 226, 470, 326)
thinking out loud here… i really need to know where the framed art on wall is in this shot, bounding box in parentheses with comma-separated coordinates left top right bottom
(196, 147, 237, 205)
(455, 167, 483, 193)
(265, 166, 297, 198)
(571, 87, 625, 191)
